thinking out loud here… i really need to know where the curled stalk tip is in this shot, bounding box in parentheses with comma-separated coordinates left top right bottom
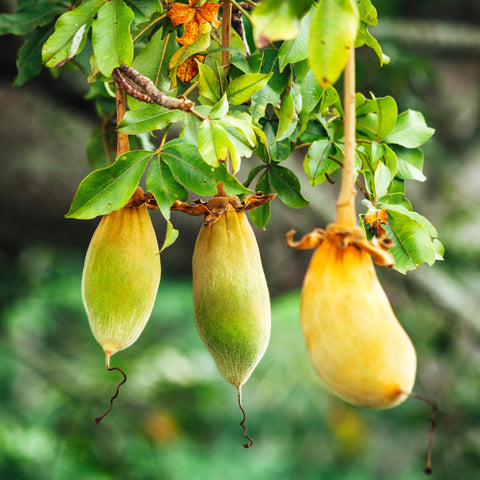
(94, 364, 127, 424)
(237, 386, 253, 448)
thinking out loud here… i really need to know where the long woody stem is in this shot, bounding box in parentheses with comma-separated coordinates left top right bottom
(114, 81, 130, 157)
(335, 47, 357, 227)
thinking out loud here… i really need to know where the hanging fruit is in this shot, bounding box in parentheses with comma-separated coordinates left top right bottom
(287, 225, 416, 408)
(172, 183, 275, 446)
(82, 187, 161, 422)
(287, 48, 417, 409)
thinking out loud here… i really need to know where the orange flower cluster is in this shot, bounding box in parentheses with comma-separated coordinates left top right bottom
(167, 0, 221, 46)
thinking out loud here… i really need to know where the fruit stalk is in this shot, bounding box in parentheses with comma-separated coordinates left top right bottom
(115, 78, 129, 157)
(336, 47, 356, 228)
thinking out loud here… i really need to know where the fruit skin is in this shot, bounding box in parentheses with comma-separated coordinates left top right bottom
(192, 205, 271, 387)
(301, 226, 416, 409)
(82, 200, 161, 359)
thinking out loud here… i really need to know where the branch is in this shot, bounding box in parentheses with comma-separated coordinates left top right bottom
(112, 64, 202, 116)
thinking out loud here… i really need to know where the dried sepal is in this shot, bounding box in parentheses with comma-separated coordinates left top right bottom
(286, 223, 394, 268)
(171, 183, 276, 226)
(125, 187, 158, 210)
(286, 228, 326, 250)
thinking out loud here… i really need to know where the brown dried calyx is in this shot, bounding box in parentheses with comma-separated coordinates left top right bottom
(171, 183, 276, 226)
(286, 223, 394, 268)
(125, 187, 158, 210)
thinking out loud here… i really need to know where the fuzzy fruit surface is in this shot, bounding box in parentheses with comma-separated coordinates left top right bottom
(82, 205, 161, 358)
(301, 233, 416, 408)
(192, 206, 271, 387)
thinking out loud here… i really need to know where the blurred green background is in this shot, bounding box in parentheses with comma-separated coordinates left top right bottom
(1, 0, 480, 479)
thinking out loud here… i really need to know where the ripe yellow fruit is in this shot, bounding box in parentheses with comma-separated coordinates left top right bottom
(300, 225, 416, 408)
(192, 205, 271, 389)
(82, 191, 161, 362)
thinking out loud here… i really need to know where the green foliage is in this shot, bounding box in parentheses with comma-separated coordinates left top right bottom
(2, 0, 440, 272)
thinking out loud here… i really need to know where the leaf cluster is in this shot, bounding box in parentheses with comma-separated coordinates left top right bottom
(0, 0, 442, 272)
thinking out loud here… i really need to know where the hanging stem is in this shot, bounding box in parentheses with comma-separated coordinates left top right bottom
(222, 0, 232, 69)
(405, 392, 438, 475)
(335, 47, 357, 227)
(94, 354, 128, 424)
(237, 386, 253, 448)
(114, 79, 130, 158)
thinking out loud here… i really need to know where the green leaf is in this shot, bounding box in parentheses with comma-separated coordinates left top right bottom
(42, 0, 107, 67)
(210, 94, 229, 119)
(243, 165, 265, 189)
(304, 139, 337, 185)
(278, 7, 314, 71)
(385, 110, 435, 148)
(146, 156, 188, 220)
(276, 89, 296, 141)
(356, 94, 398, 140)
(393, 146, 426, 182)
(433, 239, 444, 260)
(248, 50, 289, 124)
(91, 0, 134, 77)
(357, 0, 377, 25)
(197, 61, 222, 105)
(0, 0, 65, 35)
(119, 105, 185, 135)
(159, 220, 179, 252)
(129, 0, 163, 32)
(379, 203, 437, 237)
(65, 151, 153, 219)
(161, 139, 249, 196)
(355, 22, 389, 66)
(198, 119, 229, 167)
(13, 24, 52, 86)
(297, 70, 324, 123)
(270, 165, 309, 208)
(308, 0, 359, 88)
(248, 171, 273, 230)
(132, 29, 178, 93)
(383, 209, 437, 274)
(373, 161, 391, 199)
(222, 113, 256, 148)
(227, 73, 272, 106)
(251, 0, 313, 43)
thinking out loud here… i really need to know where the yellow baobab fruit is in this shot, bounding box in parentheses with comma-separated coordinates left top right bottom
(82, 187, 161, 363)
(297, 225, 416, 409)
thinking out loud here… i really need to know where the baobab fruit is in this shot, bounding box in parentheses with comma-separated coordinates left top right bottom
(82, 187, 161, 421)
(288, 224, 416, 409)
(172, 184, 274, 446)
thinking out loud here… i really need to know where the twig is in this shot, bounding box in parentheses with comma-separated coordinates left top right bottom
(112, 64, 205, 119)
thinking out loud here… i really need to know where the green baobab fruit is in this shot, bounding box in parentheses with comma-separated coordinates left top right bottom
(82, 187, 161, 422)
(82, 188, 161, 360)
(175, 184, 274, 446)
(192, 206, 271, 389)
